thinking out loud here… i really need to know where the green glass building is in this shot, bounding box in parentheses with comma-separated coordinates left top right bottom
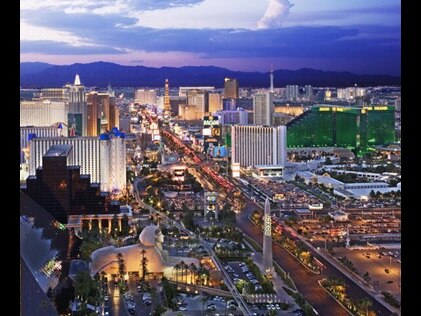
(286, 105, 395, 155)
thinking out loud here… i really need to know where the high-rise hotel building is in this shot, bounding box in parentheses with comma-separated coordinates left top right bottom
(29, 131, 126, 192)
(20, 75, 89, 136)
(224, 78, 239, 99)
(253, 92, 274, 126)
(231, 125, 287, 168)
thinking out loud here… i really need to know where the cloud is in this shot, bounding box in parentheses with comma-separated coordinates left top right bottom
(20, 20, 96, 47)
(21, 0, 205, 12)
(257, 0, 293, 29)
(20, 40, 125, 55)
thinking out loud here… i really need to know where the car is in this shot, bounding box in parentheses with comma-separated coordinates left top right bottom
(104, 306, 110, 316)
(104, 295, 109, 302)
(178, 306, 187, 311)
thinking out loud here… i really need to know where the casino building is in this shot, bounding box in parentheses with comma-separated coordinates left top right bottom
(286, 105, 395, 155)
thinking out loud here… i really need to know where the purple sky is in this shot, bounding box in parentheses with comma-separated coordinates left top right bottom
(20, 0, 400, 75)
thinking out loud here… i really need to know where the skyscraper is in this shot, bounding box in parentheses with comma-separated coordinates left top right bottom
(286, 85, 299, 101)
(164, 79, 171, 117)
(231, 125, 287, 168)
(304, 85, 313, 101)
(135, 89, 157, 105)
(263, 197, 275, 277)
(20, 100, 67, 127)
(66, 74, 87, 136)
(253, 92, 274, 126)
(87, 91, 118, 136)
(87, 92, 100, 136)
(224, 78, 239, 99)
(208, 93, 222, 113)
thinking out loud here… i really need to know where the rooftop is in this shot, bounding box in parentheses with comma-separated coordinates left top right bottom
(44, 144, 72, 158)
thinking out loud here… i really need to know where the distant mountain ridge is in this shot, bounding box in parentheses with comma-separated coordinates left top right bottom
(20, 61, 400, 88)
(20, 62, 54, 76)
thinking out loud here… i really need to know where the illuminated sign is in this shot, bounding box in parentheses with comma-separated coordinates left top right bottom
(373, 106, 388, 111)
(203, 116, 220, 127)
(204, 137, 218, 143)
(319, 107, 330, 112)
(203, 128, 212, 136)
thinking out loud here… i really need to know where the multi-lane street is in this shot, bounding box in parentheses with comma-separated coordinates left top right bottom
(237, 197, 395, 316)
(161, 128, 396, 315)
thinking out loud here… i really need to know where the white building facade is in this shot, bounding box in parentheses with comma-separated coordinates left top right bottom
(20, 100, 67, 127)
(20, 126, 60, 163)
(231, 125, 287, 169)
(135, 89, 157, 105)
(29, 134, 126, 192)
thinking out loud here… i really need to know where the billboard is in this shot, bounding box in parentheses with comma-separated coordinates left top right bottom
(202, 128, 212, 136)
(203, 115, 221, 153)
(212, 145, 227, 158)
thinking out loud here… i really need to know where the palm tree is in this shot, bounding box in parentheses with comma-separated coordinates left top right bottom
(174, 263, 181, 284)
(179, 261, 185, 284)
(189, 263, 197, 284)
(140, 249, 148, 282)
(117, 252, 126, 284)
(358, 298, 373, 316)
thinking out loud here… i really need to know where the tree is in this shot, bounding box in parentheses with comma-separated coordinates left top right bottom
(117, 253, 126, 282)
(358, 298, 373, 316)
(73, 271, 97, 313)
(174, 263, 180, 284)
(141, 249, 148, 282)
(120, 214, 131, 236)
(111, 214, 119, 238)
(363, 271, 371, 283)
(189, 262, 197, 284)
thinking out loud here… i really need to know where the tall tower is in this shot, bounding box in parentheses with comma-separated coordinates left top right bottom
(270, 65, 274, 93)
(263, 197, 275, 277)
(164, 79, 171, 118)
(223, 78, 239, 99)
(67, 74, 87, 136)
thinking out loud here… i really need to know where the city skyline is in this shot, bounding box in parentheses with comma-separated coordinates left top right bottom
(21, 0, 400, 75)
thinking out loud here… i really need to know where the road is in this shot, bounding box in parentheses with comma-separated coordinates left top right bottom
(237, 197, 395, 316)
(160, 129, 395, 315)
(106, 282, 127, 316)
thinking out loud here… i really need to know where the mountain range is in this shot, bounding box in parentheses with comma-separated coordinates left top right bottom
(20, 62, 400, 88)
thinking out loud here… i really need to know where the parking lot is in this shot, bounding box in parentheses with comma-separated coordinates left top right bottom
(333, 247, 401, 301)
